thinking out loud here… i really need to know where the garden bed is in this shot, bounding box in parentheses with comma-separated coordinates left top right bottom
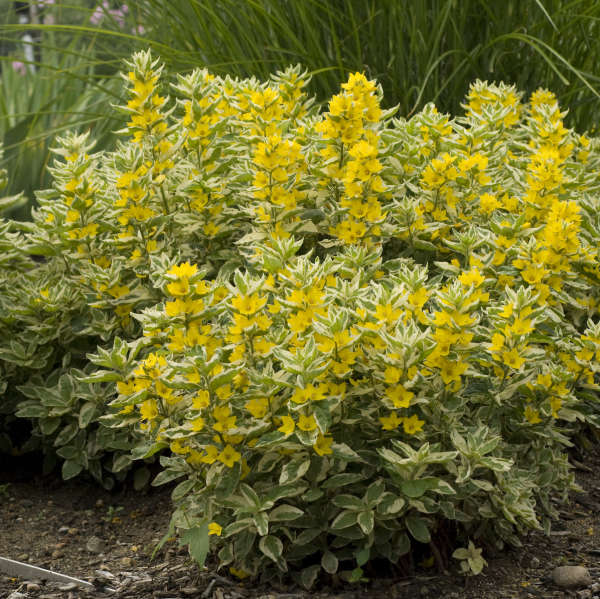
(1, 447, 600, 599)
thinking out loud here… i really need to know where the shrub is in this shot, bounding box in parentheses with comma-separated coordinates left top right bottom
(1, 50, 599, 585)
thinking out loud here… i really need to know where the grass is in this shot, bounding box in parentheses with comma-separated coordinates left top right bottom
(1, 0, 600, 215)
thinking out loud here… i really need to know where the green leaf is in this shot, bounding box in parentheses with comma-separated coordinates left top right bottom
(364, 479, 386, 505)
(395, 532, 411, 557)
(133, 466, 151, 491)
(15, 402, 47, 418)
(313, 403, 332, 433)
(377, 494, 406, 515)
(39, 417, 61, 436)
(399, 478, 440, 498)
(238, 483, 261, 509)
(112, 453, 132, 473)
(321, 551, 338, 574)
(332, 443, 363, 462)
(223, 518, 254, 537)
(131, 441, 168, 460)
(78, 401, 98, 428)
(269, 504, 304, 522)
(77, 370, 122, 383)
(300, 564, 321, 590)
(406, 514, 431, 543)
(254, 430, 286, 448)
(54, 423, 79, 447)
(357, 510, 375, 535)
(295, 428, 319, 446)
(332, 494, 364, 510)
(62, 459, 83, 480)
(331, 510, 358, 530)
(152, 469, 186, 486)
(253, 512, 269, 536)
(413, 239, 438, 252)
(279, 458, 310, 485)
(171, 478, 196, 501)
(214, 462, 241, 499)
(479, 456, 513, 472)
(295, 528, 321, 547)
(321, 473, 365, 489)
(355, 546, 370, 567)
(302, 488, 324, 502)
(256, 452, 282, 473)
(56, 446, 81, 461)
(259, 535, 283, 562)
(179, 523, 209, 567)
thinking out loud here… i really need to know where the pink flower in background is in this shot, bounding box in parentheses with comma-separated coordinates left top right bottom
(90, 2, 132, 29)
(11, 61, 27, 76)
(133, 24, 145, 35)
(90, 7, 104, 25)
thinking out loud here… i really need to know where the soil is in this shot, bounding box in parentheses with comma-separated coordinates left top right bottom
(1, 447, 600, 599)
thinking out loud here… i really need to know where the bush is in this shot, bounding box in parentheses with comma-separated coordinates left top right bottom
(1, 50, 600, 585)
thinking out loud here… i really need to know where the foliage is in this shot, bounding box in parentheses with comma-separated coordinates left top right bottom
(452, 540, 487, 575)
(1, 50, 600, 584)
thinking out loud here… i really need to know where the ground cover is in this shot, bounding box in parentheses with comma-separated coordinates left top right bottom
(1, 444, 600, 599)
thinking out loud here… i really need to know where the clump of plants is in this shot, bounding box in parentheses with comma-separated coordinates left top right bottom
(1, 50, 599, 585)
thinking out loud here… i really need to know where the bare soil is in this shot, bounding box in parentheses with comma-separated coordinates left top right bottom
(1, 447, 600, 599)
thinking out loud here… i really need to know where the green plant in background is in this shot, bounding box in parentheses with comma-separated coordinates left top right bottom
(2, 49, 598, 585)
(2, 0, 600, 218)
(0, 0, 134, 217)
(134, 0, 600, 127)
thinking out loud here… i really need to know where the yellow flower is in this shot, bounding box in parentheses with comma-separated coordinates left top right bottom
(230, 292, 267, 315)
(200, 445, 219, 464)
(218, 444, 241, 468)
(288, 309, 313, 333)
(490, 333, 505, 353)
(458, 267, 485, 288)
(116, 380, 135, 395)
(385, 385, 414, 409)
(297, 413, 317, 432)
(536, 372, 552, 388)
(139, 399, 158, 421)
(403, 414, 425, 435)
(313, 433, 333, 456)
(502, 348, 525, 369)
(167, 278, 191, 297)
(167, 261, 197, 279)
(384, 366, 402, 384)
(208, 522, 222, 536)
(190, 417, 205, 431)
(278, 415, 295, 435)
(229, 567, 250, 579)
(170, 439, 190, 454)
(498, 303, 513, 318)
(524, 405, 542, 424)
(379, 412, 403, 430)
(549, 396, 562, 418)
(245, 397, 269, 418)
(408, 288, 429, 308)
(438, 359, 468, 384)
(509, 317, 533, 336)
(478, 193, 501, 214)
(191, 391, 209, 410)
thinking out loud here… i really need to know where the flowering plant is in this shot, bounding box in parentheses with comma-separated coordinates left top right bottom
(1, 50, 599, 583)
